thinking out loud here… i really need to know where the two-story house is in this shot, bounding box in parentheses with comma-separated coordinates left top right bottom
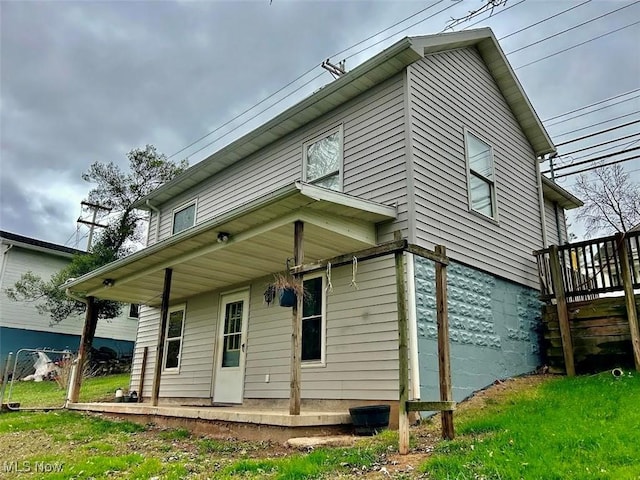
(65, 28, 580, 418)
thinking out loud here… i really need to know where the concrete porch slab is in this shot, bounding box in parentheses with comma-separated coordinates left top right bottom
(67, 402, 354, 442)
(68, 402, 352, 427)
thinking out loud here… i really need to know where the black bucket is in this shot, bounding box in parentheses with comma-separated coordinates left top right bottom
(349, 404, 390, 436)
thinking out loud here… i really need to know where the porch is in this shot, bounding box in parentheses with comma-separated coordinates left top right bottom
(64, 181, 457, 453)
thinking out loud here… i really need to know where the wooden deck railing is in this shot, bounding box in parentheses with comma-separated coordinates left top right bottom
(533, 230, 640, 375)
(534, 230, 640, 300)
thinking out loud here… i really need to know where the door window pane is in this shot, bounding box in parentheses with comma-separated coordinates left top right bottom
(222, 301, 243, 368)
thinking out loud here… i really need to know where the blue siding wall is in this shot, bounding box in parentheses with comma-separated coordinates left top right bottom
(0, 327, 134, 372)
(414, 257, 542, 403)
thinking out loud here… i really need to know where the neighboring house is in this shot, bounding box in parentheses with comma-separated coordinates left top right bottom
(0, 231, 137, 371)
(66, 28, 581, 413)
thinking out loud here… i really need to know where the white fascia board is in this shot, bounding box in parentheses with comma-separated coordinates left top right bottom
(296, 182, 397, 221)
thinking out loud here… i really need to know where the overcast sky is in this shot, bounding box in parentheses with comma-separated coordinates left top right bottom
(1, 0, 638, 248)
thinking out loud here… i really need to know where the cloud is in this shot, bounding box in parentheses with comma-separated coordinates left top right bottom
(1, 0, 638, 245)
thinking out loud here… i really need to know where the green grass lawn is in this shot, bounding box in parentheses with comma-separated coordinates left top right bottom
(1, 372, 639, 479)
(2, 373, 129, 408)
(421, 371, 640, 480)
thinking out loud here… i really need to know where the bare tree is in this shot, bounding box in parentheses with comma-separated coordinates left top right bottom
(574, 163, 640, 237)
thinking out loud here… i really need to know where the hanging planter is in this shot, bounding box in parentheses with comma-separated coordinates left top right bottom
(267, 271, 305, 308)
(279, 287, 297, 307)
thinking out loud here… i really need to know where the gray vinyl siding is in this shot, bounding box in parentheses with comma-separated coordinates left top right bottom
(544, 198, 568, 246)
(0, 245, 136, 340)
(408, 47, 543, 289)
(130, 257, 400, 401)
(245, 257, 399, 401)
(129, 294, 218, 398)
(151, 74, 408, 245)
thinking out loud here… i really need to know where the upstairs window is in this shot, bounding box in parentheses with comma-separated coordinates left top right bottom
(302, 275, 325, 364)
(164, 305, 186, 370)
(465, 131, 497, 219)
(172, 201, 196, 234)
(303, 126, 343, 191)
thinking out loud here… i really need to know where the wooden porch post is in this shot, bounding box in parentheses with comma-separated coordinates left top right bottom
(435, 245, 454, 440)
(548, 245, 576, 376)
(394, 232, 410, 455)
(68, 296, 98, 403)
(290, 221, 304, 415)
(616, 233, 640, 371)
(151, 268, 173, 406)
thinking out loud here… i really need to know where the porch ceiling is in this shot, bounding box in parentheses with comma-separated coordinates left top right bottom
(65, 182, 396, 306)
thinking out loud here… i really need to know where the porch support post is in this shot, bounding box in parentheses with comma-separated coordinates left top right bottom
(435, 245, 454, 440)
(68, 296, 97, 403)
(152, 268, 173, 406)
(394, 232, 410, 455)
(290, 221, 304, 415)
(616, 233, 640, 371)
(548, 245, 575, 376)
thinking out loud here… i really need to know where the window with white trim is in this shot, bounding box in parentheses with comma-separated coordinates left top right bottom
(164, 305, 186, 370)
(128, 303, 140, 319)
(303, 127, 343, 191)
(172, 202, 196, 234)
(465, 131, 497, 219)
(301, 275, 325, 363)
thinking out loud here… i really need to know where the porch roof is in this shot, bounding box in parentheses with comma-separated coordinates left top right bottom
(64, 182, 396, 306)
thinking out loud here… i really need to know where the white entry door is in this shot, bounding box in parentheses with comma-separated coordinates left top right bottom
(213, 289, 249, 404)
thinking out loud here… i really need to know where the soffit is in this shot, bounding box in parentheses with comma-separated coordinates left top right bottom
(66, 183, 396, 305)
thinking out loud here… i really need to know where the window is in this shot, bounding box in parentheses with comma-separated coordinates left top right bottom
(164, 305, 185, 370)
(172, 202, 196, 234)
(302, 275, 325, 363)
(465, 131, 497, 219)
(303, 126, 343, 191)
(128, 303, 140, 319)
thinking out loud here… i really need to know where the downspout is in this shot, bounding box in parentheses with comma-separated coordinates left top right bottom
(406, 253, 421, 400)
(553, 202, 563, 244)
(402, 67, 421, 400)
(536, 155, 548, 248)
(146, 200, 161, 245)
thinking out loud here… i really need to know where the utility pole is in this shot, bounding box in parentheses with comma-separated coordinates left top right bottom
(77, 202, 111, 251)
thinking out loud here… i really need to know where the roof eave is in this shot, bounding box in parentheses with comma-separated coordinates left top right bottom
(542, 176, 583, 210)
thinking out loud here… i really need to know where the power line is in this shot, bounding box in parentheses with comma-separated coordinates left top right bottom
(506, 1, 639, 55)
(543, 145, 640, 174)
(543, 88, 640, 122)
(500, 0, 591, 41)
(515, 19, 640, 70)
(546, 94, 640, 127)
(343, 1, 461, 61)
(562, 133, 640, 157)
(167, 0, 459, 161)
(554, 155, 640, 179)
(562, 138, 640, 161)
(167, 65, 320, 160)
(332, 0, 446, 59)
(555, 119, 640, 147)
(554, 111, 640, 137)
